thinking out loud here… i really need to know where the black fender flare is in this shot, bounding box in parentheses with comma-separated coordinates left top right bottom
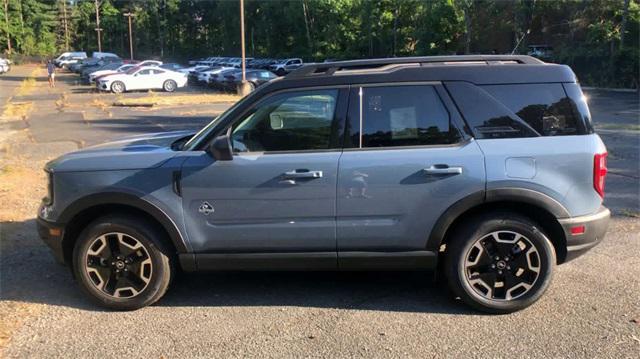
(426, 188, 570, 251)
(58, 192, 189, 253)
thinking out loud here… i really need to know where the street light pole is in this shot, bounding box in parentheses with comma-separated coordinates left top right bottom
(123, 12, 135, 60)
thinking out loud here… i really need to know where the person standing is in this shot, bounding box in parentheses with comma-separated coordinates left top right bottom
(47, 60, 56, 88)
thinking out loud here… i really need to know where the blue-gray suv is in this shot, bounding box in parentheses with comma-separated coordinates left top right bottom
(38, 55, 610, 313)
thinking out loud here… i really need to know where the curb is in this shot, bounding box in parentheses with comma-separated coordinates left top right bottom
(582, 86, 638, 93)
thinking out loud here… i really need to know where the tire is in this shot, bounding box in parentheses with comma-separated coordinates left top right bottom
(248, 81, 256, 91)
(276, 68, 286, 76)
(163, 79, 177, 92)
(444, 212, 556, 314)
(72, 215, 173, 310)
(110, 81, 125, 94)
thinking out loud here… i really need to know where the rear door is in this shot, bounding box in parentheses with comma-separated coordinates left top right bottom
(337, 84, 486, 260)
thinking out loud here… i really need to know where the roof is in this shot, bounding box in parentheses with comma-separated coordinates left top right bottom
(273, 55, 576, 89)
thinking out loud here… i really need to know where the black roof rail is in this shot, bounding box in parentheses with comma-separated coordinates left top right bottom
(286, 55, 544, 79)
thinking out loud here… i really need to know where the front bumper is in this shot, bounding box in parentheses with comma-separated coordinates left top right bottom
(559, 206, 610, 262)
(36, 216, 66, 264)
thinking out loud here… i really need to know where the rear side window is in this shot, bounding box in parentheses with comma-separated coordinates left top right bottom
(347, 85, 461, 148)
(482, 84, 581, 136)
(444, 82, 538, 139)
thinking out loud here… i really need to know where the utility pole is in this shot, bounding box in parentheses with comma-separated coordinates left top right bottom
(94, 0, 102, 52)
(238, 0, 250, 95)
(62, 0, 69, 51)
(123, 12, 135, 60)
(3, 0, 10, 54)
(240, 0, 246, 83)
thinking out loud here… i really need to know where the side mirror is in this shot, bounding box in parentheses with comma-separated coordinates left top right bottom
(207, 133, 233, 161)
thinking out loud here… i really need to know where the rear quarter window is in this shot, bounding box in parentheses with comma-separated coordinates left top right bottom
(481, 83, 583, 136)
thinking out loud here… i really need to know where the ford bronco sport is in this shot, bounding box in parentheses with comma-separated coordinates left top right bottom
(38, 55, 610, 313)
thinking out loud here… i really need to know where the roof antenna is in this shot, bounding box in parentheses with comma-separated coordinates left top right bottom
(511, 29, 531, 55)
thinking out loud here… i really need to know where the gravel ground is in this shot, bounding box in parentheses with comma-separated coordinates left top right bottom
(0, 66, 638, 358)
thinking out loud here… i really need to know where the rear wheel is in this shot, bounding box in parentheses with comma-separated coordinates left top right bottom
(275, 68, 286, 76)
(163, 79, 177, 92)
(72, 215, 173, 310)
(110, 81, 125, 94)
(445, 213, 555, 314)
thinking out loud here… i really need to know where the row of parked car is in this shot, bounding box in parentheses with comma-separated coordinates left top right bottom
(188, 56, 304, 76)
(55, 52, 299, 93)
(58, 52, 189, 93)
(0, 57, 11, 74)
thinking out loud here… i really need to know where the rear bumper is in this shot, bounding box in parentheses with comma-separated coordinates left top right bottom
(559, 206, 610, 262)
(36, 216, 66, 264)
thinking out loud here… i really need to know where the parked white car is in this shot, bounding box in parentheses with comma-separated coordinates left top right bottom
(197, 66, 232, 83)
(89, 64, 137, 83)
(269, 58, 303, 76)
(54, 51, 87, 67)
(0, 58, 10, 74)
(97, 66, 188, 93)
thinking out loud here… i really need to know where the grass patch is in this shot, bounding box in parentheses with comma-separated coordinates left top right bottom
(15, 68, 43, 97)
(113, 93, 241, 107)
(1, 102, 33, 119)
(596, 123, 640, 131)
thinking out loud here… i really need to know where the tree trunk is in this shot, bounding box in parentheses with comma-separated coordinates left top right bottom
(392, 2, 399, 56)
(302, 0, 313, 56)
(3, 0, 10, 54)
(620, 0, 630, 49)
(464, 3, 471, 54)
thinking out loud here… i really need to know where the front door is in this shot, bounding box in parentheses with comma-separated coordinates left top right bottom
(180, 88, 347, 261)
(337, 84, 486, 259)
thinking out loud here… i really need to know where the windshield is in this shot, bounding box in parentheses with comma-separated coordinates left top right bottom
(125, 67, 140, 75)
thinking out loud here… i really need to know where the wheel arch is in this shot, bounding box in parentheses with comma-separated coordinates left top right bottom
(428, 189, 569, 264)
(59, 192, 188, 266)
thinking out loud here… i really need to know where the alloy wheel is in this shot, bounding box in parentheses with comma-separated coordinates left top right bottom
(84, 232, 152, 298)
(463, 231, 541, 301)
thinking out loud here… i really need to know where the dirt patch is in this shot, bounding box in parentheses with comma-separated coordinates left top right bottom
(113, 92, 240, 107)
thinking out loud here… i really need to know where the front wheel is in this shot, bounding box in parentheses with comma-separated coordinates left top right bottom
(110, 81, 125, 94)
(163, 79, 177, 92)
(444, 213, 556, 314)
(72, 215, 173, 310)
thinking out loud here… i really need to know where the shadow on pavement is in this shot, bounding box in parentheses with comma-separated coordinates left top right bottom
(0, 219, 472, 315)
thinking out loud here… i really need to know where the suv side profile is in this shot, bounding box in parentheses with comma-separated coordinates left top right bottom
(38, 55, 610, 313)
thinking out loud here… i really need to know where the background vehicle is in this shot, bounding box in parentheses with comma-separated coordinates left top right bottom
(97, 66, 188, 93)
(160, 63, 185, 72)
(38, 55, 609, 313)
(54, 52, 87, 68)
(0, 58, 10, 74)
(89, 64, 136, 84)
(269, 58, 303, 75)
(221, 69, 276, 91)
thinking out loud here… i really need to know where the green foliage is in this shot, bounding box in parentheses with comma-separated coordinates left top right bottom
(0, 0, 637, 88)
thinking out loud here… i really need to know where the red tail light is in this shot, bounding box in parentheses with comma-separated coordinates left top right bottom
(593, 152, 608, 198)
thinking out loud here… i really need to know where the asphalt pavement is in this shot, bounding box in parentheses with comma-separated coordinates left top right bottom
(0, 66, 638, 358)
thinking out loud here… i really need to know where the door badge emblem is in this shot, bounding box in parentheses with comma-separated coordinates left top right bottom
(198, 201, 215, 215)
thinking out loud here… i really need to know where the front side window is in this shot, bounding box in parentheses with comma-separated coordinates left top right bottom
(231, 89, 339, 153)
(348, 85, 461, 148)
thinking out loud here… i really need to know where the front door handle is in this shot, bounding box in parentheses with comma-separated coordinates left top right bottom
(423, 165, 463, 175)
(283, 169, 323, 179)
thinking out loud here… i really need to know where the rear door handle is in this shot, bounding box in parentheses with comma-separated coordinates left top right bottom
(283, 169, 323, 179)
(423, 165, 463, 175)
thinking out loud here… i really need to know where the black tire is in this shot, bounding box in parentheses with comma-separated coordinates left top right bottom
(444, 212, 556, 314)
(72, 215, 173, 310)
(110, 81, 125, 94)
(163, 79, 177, 92)
(276, 68, 286, 76)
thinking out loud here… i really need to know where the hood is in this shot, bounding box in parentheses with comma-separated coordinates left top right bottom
(46, 130, 195, 173)
(100, 73, 128, 82)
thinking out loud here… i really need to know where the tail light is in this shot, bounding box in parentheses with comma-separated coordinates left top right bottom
(593, 152, 608, 198)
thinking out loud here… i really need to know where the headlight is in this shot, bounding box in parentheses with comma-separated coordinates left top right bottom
(43, 171, 53, 205)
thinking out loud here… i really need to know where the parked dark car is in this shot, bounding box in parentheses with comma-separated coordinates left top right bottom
(221, 69, 277, 91)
